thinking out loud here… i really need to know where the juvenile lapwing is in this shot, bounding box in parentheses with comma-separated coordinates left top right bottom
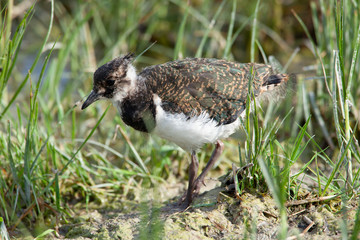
(82, 53, 290, 206)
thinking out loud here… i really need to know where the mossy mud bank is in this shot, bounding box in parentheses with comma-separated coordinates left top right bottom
(54, 185, 356, 240)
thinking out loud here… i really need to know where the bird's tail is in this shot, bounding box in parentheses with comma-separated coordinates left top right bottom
(258, 73, 296, 101)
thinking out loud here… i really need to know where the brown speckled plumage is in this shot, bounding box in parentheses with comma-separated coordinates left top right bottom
(141, 58, 288, 125)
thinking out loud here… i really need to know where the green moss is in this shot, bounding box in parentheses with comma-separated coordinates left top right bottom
(65, 224, 98, 238)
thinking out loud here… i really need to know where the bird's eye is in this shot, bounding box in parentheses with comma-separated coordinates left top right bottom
(105, 79, 115, 86)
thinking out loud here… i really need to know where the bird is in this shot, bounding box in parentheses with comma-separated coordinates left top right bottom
(81, 53, 290, 206)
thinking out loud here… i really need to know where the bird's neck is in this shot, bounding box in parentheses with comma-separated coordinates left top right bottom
(111, 65, 142, 104)
(115, 76, 156, 133)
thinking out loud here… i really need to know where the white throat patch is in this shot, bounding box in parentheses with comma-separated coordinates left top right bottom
(111, 64, 138, 104)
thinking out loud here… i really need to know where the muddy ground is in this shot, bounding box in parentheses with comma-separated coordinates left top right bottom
(53, 176, 358, 240)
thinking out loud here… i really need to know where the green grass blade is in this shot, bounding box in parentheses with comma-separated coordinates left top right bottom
(331, 51, 343, 147)
(223, 0, 236, 58)
(283, 47, 300, 72)
(308, 92, 335, 149)
(334, 0, 345, 94)
(34, 229, 55, 239)
(322, 127, 356, 195)
(117, 125, 148, 174)
(55, 173, 60, 211)
(29, 137, 49, 175)
(250, 0, 260, 62)
(292, 9, 331, 96)
(7, 122, 21, 195)
(173, 1, 189, 60)
(346, 15, 360, 92)
(0, 0, 53, 120)
(0, 5, 33, 100)
(290, 116, 311, 161)
(135, 41, 157, 61)
(230, 16, 250, 48)
(32, 42, 56, 112)
(0, 217, 10, 240)
(255, 40, 267, 64)
(196, 0, 227, 58)
(60, 105, 111, 175)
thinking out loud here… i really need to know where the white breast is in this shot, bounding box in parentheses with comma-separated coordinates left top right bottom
(152, 94, 240, 152)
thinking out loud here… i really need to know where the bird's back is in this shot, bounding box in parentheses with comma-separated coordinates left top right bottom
(140, 58, 288, 125)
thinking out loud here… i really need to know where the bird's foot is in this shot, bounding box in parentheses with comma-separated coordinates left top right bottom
(177, 178, 206, 209)
(177, 186, 196, 208)
(192, 178, 206, 196)
(177, 193, 192, 210)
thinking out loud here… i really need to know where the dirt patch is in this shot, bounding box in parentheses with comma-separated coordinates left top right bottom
(55, 185, 357, 239)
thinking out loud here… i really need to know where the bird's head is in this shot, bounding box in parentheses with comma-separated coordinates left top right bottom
(81, 53, 137, 110)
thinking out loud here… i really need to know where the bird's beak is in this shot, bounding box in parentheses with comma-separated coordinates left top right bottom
(81, 90, 100, 110)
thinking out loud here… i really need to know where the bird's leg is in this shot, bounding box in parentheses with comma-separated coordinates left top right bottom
(183, 151, 199, 206)
(192, 140, 224, 196)
(179, 141, 224, 207)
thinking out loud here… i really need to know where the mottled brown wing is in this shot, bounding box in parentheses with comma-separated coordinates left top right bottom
(140, 58, 275, 125)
